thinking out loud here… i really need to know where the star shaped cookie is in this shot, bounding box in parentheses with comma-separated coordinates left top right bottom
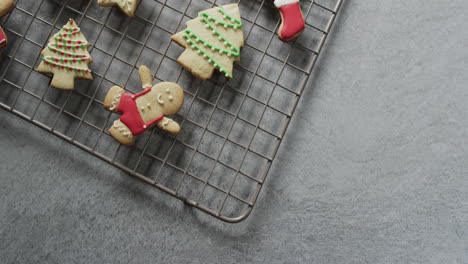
(98, 0, 138, 17)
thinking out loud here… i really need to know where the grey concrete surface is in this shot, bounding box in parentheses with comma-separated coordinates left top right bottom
(1, 0, 468, 263)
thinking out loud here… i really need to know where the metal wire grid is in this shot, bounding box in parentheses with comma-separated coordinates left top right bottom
(0, 0, 343, 223)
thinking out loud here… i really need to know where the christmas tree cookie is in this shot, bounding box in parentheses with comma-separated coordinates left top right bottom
(98, 0, 138, 17)
(103, 65, 184, 145)
(171, 4, 244, 80)
(37, 19, 93, 90)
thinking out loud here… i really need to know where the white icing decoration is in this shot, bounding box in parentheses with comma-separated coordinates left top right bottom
(162, 119, 172, 129)
(274, 0, 299, 8)
(127, 0, 133, 11)
(168, 95, 174, 101)
(109, 90, 123, 111)
(113, 120, 131, 137)
(157, 94, 165, 105)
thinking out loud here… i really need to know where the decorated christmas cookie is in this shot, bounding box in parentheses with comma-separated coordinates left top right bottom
(98, 0, 138, 17)
(275, 0, 305, 41)
(0, 0, 15, 17)
(0, 28, 7, 49)
(103, 65, 184, 145)
(0, 0, 15, 49)
(171, 4, 244, 80)
(37, 19, 93, 90)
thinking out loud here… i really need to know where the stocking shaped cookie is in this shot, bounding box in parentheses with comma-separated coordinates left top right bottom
(171, 4, 244, 80)
(0, 0, 15, 49)
(98, 0, 138, 17)
(37, 19, 93, 90)
(275, 0, 305, 41)
(103, 65, 184, 145)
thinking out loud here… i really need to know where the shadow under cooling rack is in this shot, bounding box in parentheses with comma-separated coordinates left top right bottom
(0, 0, 344, 223)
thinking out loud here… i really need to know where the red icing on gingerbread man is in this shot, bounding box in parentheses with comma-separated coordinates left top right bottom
(116, 88, 164, 136)
(275, 0, 305, 41)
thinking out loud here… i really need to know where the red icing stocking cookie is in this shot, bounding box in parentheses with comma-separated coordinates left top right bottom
(275, 0, 305, 41)
(0, 27, 7, 49)
(0, 0, 15, 49)
(103, 65, 184, 145)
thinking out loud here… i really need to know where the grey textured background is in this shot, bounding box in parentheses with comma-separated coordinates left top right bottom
(1, 0, 468, 263)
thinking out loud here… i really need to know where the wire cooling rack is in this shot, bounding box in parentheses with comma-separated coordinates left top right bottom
(0, 0, 344, 223)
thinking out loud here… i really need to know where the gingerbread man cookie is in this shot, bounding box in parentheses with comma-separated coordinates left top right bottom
(275, 0, 305, 41)
(37, 19, 93, 90)
(171, 4, 244, 80)
(103, 65, 184, 145)
(0, 0, 15, 49)
(98, 0, 138, 17)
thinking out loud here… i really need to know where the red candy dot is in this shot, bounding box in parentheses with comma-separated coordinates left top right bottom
(61, 66, 65, 69)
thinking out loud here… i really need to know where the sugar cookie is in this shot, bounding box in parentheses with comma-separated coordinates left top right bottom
(37, 19, 93, 90)
(103, 65, 184, 145)
(275, 0, 305, 41)
(98, 0, 138, 17)
(171, 4, 244, 80)
(0, 28, 7, 49)
(0, 0, 15, 49)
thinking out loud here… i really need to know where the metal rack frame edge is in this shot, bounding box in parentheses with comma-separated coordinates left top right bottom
(0, 0, 345, 223)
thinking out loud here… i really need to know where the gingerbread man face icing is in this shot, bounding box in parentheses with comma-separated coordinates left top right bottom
(103, 65, 184, 145)
(98, 0, 138, 17)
